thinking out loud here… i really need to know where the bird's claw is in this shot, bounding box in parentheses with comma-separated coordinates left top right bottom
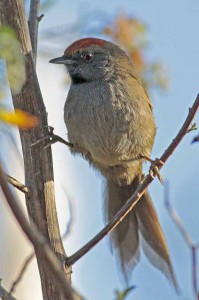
(31, 126, 73, 149)
(149, 158, 164, 184)
(43, 126, 73, 149)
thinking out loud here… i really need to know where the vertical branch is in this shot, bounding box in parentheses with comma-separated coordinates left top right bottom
(28, 0, 40, 64)
(0, 1, 71, 299)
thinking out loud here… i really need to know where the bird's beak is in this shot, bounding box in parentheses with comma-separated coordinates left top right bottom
(49, 56, 76, 65)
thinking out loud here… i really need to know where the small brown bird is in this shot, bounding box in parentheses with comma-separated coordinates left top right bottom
(50, 37, 177, 287)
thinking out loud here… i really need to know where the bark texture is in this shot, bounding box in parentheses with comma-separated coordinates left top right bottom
(0, 1, 71, 299)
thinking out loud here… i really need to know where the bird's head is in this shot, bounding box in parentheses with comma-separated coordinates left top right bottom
(49, 37, 130, 84)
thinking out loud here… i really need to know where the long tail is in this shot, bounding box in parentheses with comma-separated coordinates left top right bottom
(105, 176, 177, 289)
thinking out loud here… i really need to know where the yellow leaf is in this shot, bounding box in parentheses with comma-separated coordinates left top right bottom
(0, 108, 38, 129)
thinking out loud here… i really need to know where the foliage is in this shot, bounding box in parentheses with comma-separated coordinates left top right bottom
(114, 286, 135, 300)
(0, 25, 26, 95)
(0, 25, 37, 129)
(104, 14, 169, 92)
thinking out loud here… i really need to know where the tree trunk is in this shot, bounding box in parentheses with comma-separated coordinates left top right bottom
(0, 1, 71, 299)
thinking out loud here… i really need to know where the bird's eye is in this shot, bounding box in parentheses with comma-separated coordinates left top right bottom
(82, 52, 93, 62)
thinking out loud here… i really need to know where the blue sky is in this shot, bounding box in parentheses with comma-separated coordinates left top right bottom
(1, 1, 199, 299)
(36, 1, 199, 300)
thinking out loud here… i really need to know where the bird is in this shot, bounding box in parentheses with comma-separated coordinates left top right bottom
(50, 37, 177, 288)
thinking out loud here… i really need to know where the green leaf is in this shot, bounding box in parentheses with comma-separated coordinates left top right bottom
(0, 25, 26, 95)
(114, 286, 136, 300)
(189, 122, 197, 131)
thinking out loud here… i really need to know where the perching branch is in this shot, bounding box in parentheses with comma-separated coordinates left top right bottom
(164, 182, 199, 300)
(66, 93, 199, 267)
(5, 173, 30, 196)
(0, 166, 74, 300)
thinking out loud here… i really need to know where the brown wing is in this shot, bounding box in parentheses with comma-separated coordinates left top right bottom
(129, 73, 153, 111)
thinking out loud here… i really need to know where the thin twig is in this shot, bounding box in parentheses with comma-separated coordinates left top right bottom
(164, 182, 199, 300)
(66, 93, 199, 267)
(192, 247, 198, 300)
(0, 285, 17, 300)
(4, 173, 30, 196)
(164, 183, 195, 247)
(9, 253, 35, 296)
(0, 166, 74, 300)
(28, 0, 40, 64)
(61, 186, 74, 240)
(37, 14, 44, 22)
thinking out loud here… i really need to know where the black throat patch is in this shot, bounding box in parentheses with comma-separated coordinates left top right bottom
(72, 74, 88, 84)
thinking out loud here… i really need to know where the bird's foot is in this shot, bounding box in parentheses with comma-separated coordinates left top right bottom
(31, 126, 73, 149)
(149, 158, 164, 184)
(123, 155, 164, 184)
(140, 155, 164, 184)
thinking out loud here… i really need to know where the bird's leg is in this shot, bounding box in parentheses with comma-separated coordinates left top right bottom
(43, 126, 73, 149)
(124, 155, 164, 184)
(31, 126, 74, 149)
(139, 155, 164, 184)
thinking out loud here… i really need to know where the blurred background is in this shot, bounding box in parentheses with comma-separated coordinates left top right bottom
(0, 0, 199, 299)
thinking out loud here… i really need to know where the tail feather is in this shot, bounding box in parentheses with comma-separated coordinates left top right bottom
(105, 181, 140, 274)
(135, 185, 178, 290)
(105, 176, 177, 289)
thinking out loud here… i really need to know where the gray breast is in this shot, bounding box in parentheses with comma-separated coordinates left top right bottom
(64, 80, 155, 166)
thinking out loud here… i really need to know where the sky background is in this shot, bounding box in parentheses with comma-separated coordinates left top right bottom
(1, 1, 199, 300)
